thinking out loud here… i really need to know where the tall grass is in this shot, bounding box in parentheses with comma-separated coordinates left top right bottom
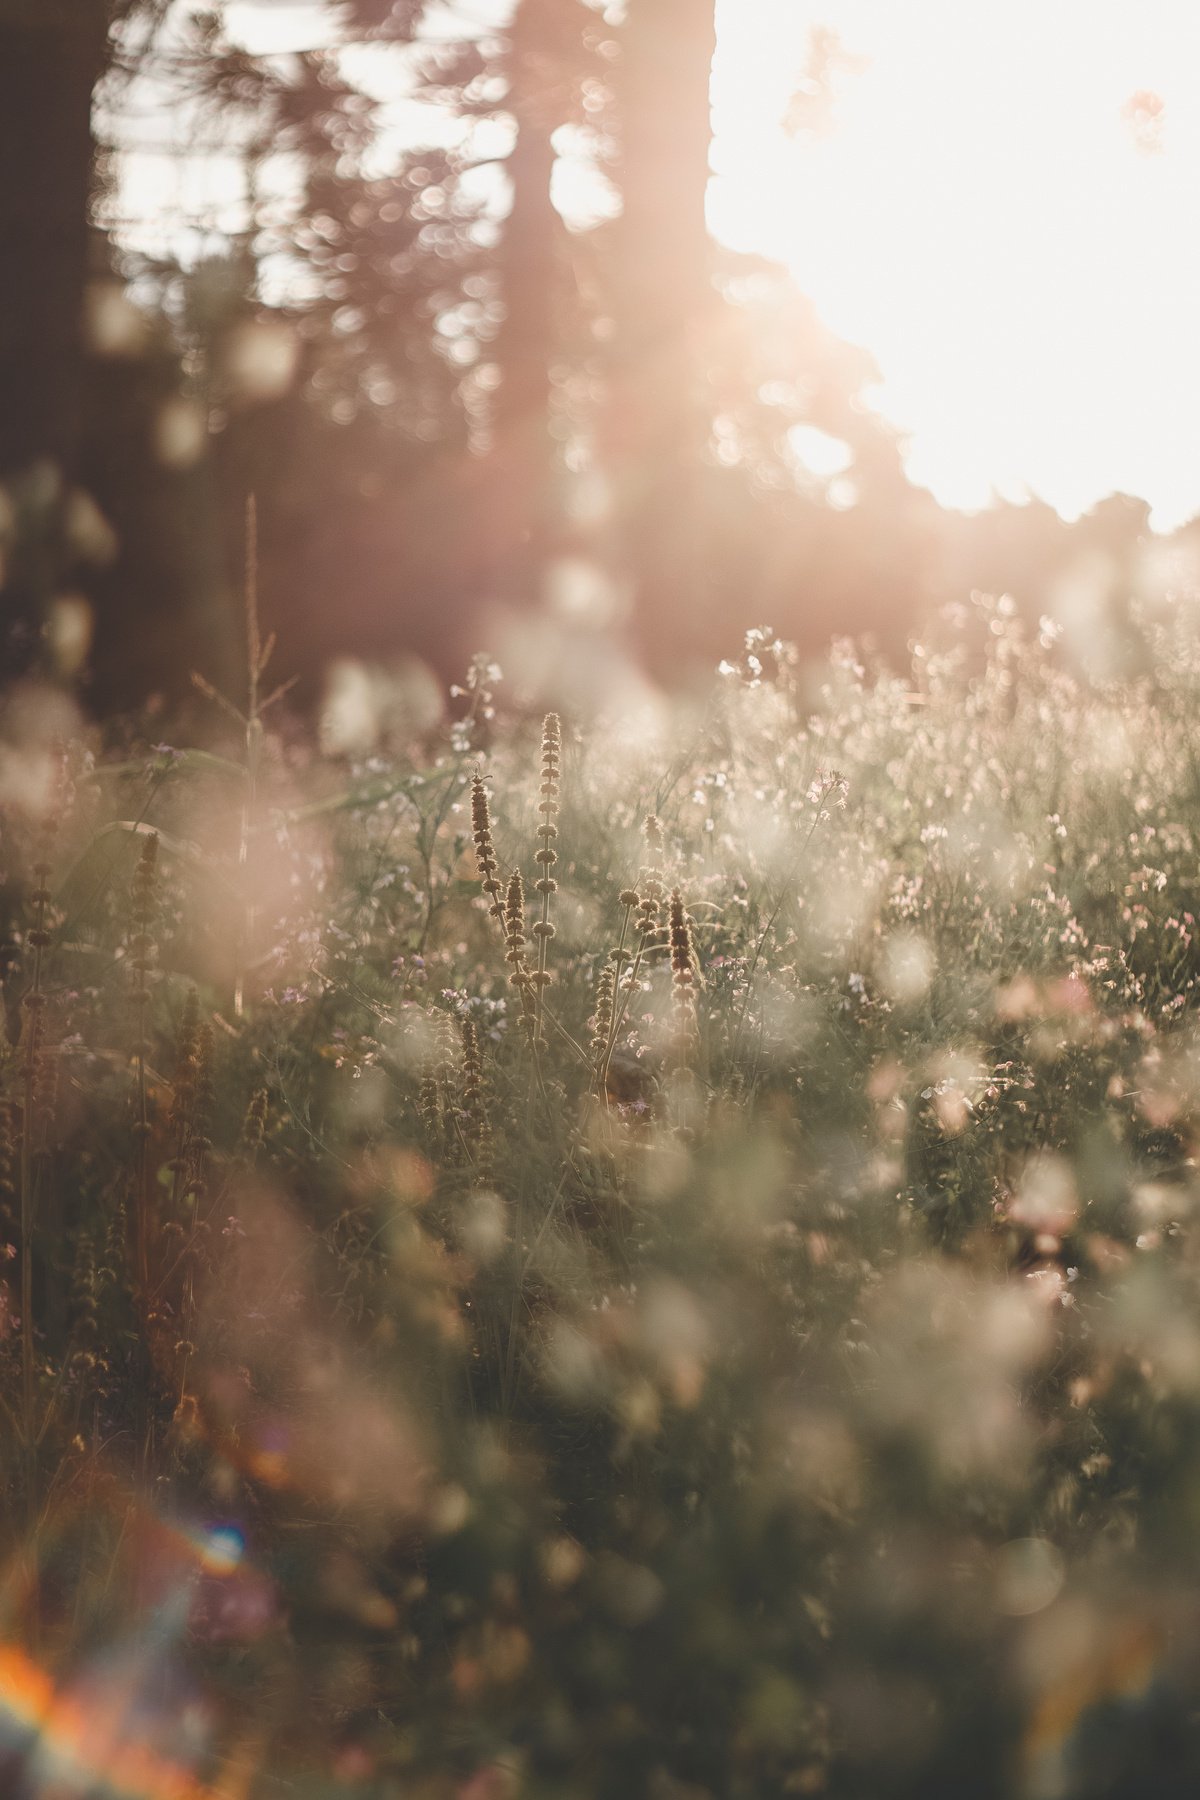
(3, 595, 1200, 1795)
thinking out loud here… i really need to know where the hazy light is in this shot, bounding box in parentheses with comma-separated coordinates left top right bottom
(223, 1, 330, 54)
(200, 1523, 246, 1577)
(155, 396, 207, 468)
(109, 1, 1200, 529)
(995, 1537, 1065, 1616)
(222, 318, 299, 402)
(788, 423, 853, 481)
(712, 0, 1200, 528)
(46, 595, 95, 679)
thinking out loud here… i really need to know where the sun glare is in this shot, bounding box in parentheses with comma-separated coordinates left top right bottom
(712, 0, 1200, 528)
(113, 0, 1200, 530)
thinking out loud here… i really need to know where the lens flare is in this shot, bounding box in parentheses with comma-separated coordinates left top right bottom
(0, 1642, 221, 1800)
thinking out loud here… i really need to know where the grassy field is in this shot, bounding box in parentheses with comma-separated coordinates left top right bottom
(5, 596, 1200, 1798)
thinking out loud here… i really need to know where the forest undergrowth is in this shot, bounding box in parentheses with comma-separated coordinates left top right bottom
(5, 596, 1200, 1798)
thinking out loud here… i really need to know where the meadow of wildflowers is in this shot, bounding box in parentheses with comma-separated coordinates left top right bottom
(4, 596, 1200, 1796)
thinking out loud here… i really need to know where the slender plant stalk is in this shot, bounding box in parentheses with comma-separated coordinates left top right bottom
(19, 861, 51, 1533)
(471, 772, 507, 942)
(603, 815, 667, 1080)
(531, 714, 561, 1047)
(129, 833, 159, 1488)
(597, 891, 638, 1099)
(192, 496, 296, 1018)
(130, 834, 158, 1305)
(235, 497, 262, 1021)
(168, 988, 199, 1217)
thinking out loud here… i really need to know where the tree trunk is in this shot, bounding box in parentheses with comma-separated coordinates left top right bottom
(603, 0, 719, 668)
(484, 0, 568, 611)
(0, 2, 109, 665)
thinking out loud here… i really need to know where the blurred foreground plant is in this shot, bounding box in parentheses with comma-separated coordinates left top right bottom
(2, 605, 1200, 1796)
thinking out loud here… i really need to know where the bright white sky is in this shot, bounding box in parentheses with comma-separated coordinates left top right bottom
(116, 0, 1200, 529)
(712, 0, 1200, 529)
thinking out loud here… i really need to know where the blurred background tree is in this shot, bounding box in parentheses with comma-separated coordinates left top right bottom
(0, 0, 115, 671)
(0, 0, 1172, 709)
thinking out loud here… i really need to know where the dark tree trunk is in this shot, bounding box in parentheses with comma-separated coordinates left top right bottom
(603, 0, 719, 669)
(0, 2, 109, 666)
